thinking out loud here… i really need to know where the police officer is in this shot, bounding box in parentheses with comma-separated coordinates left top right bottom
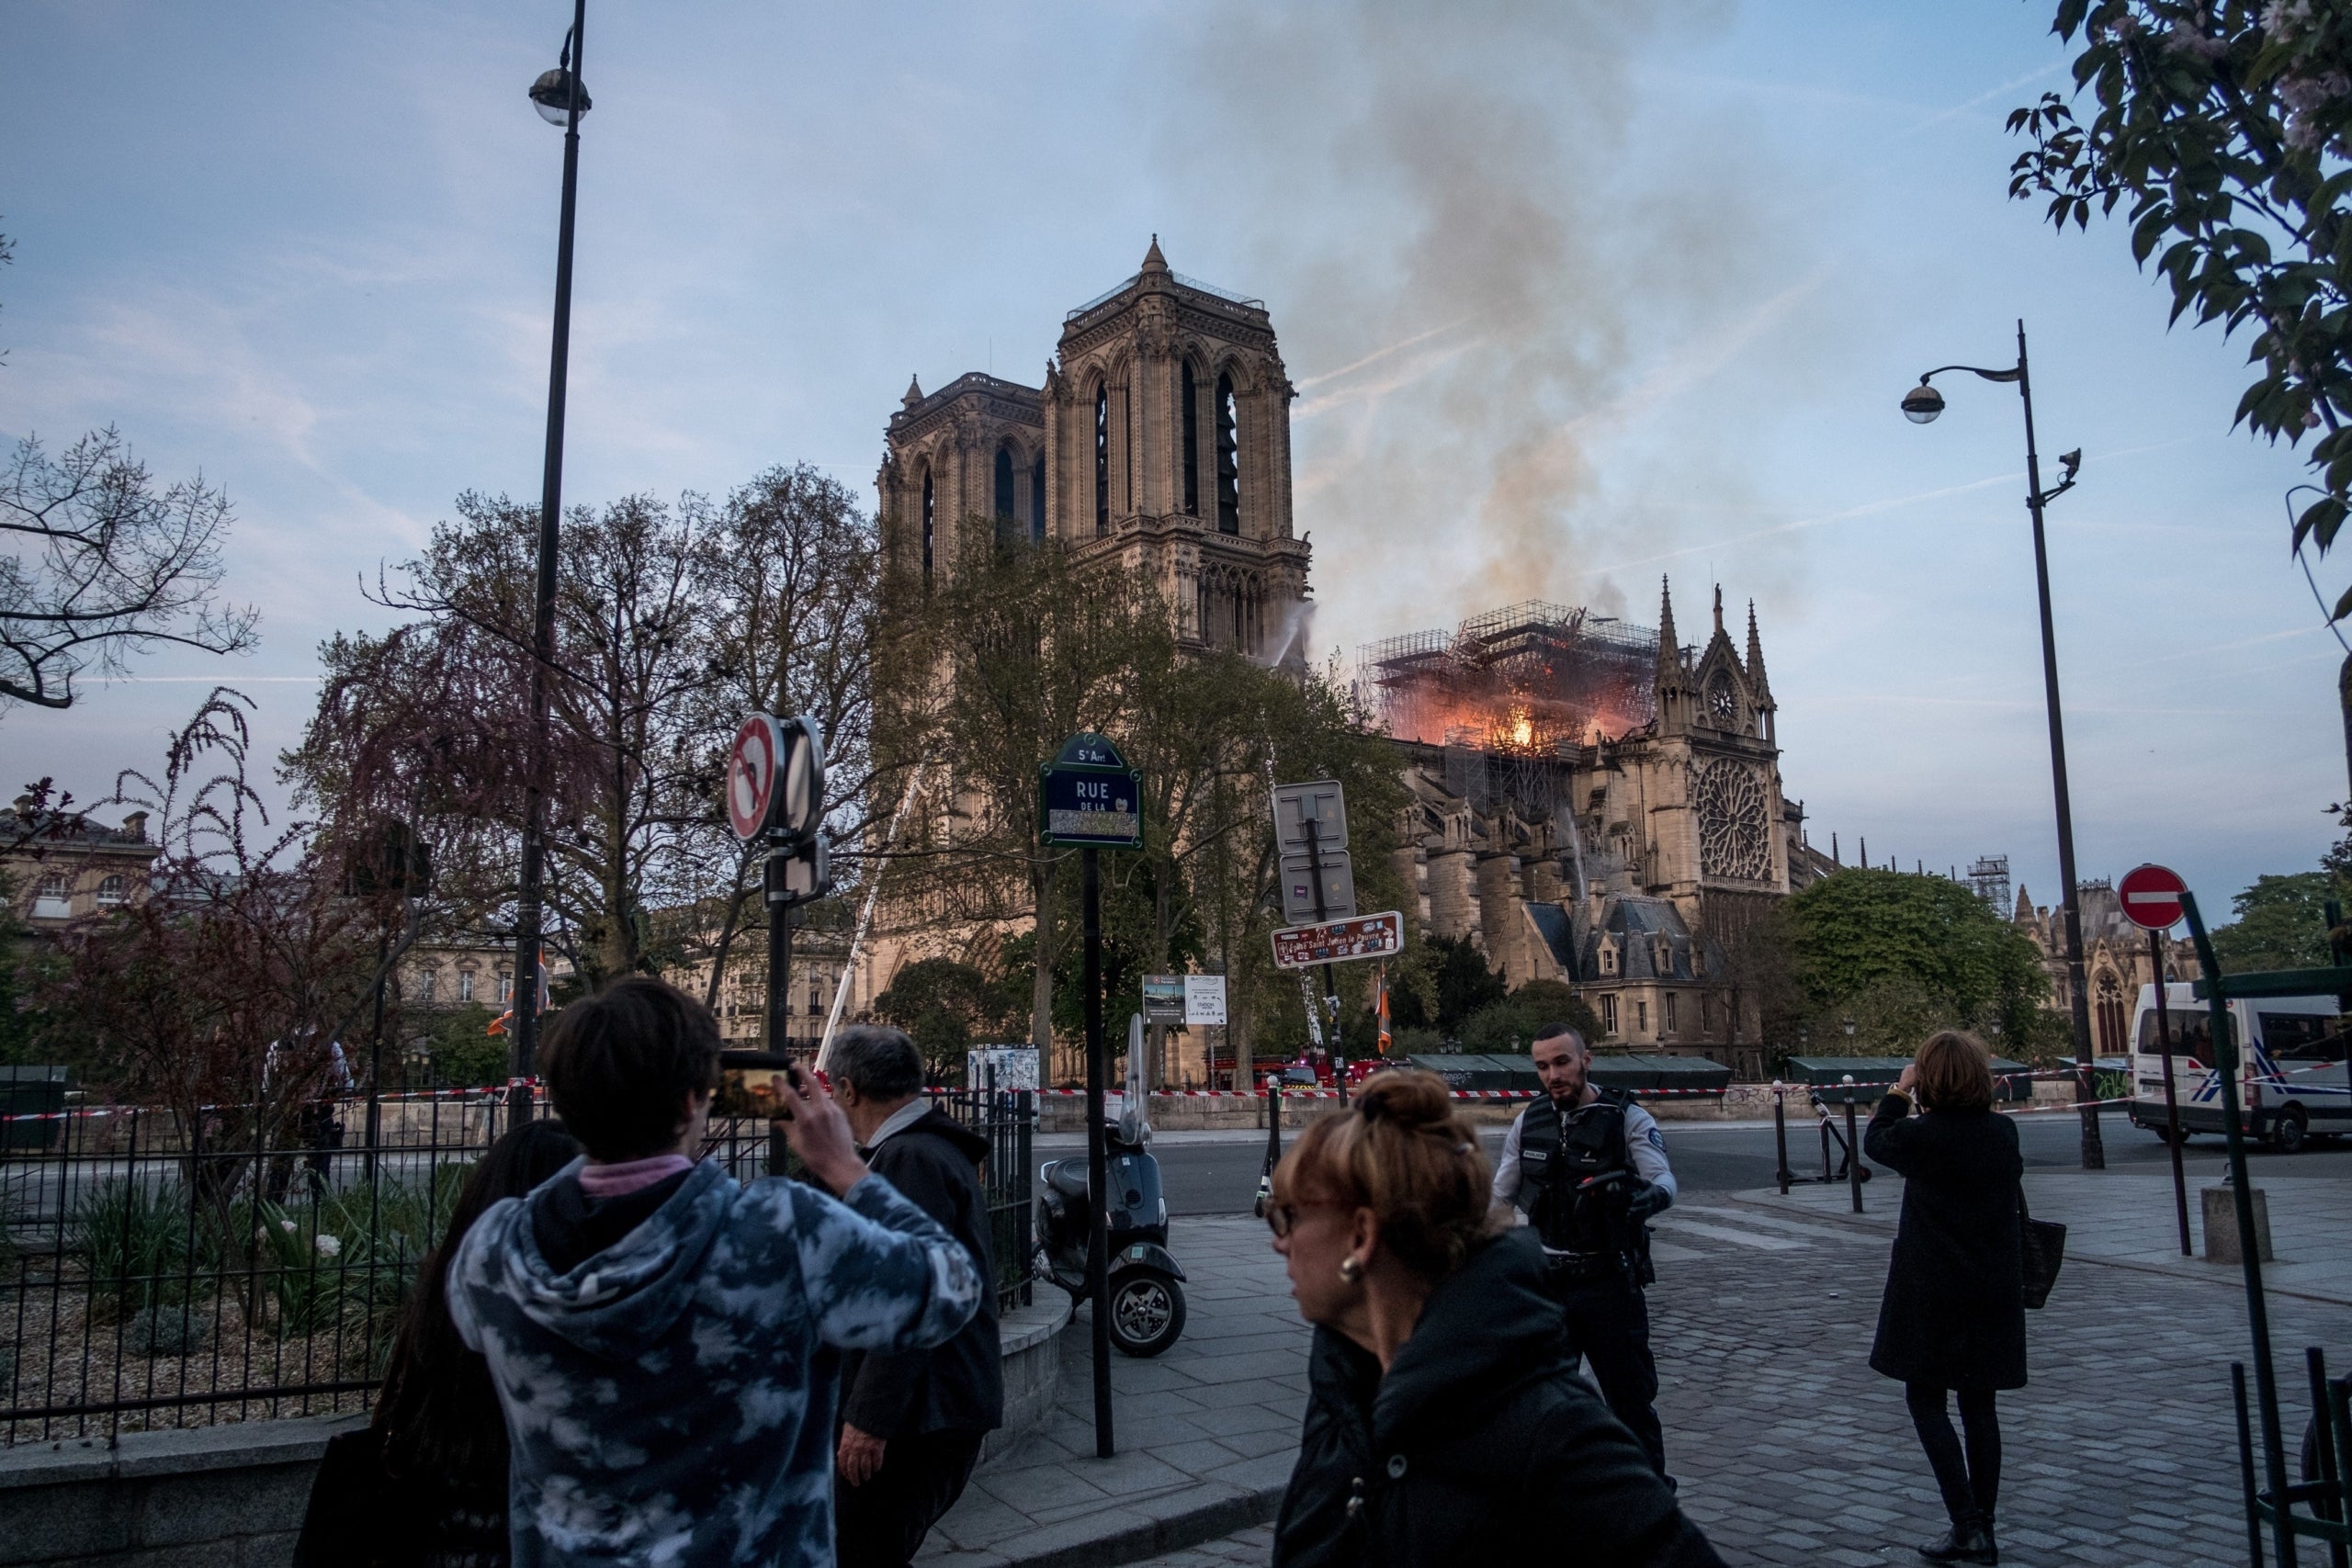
(1491, 1021, 1678, 1478)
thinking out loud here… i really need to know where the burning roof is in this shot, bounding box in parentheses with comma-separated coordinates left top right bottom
(1359, 601, 1658, 753)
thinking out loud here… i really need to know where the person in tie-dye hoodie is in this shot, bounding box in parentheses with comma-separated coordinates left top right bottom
(447, 976, 980, 1568)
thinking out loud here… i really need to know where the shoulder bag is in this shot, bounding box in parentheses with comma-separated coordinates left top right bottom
(2018, 1185, 2066, 1310)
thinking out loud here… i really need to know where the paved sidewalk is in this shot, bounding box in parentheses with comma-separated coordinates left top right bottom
(918, 1217, 1305, 1567)
(1747, 1168, 2352, 1304)
(924, 1177, 2344, 1567)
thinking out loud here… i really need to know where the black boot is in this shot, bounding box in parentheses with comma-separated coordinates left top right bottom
(1918, 1511, 1996, 1564)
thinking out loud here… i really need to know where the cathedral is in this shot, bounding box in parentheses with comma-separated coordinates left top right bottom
(865, 242, 1816, 1079)
(1370, 588, 1826, 1080)
(876, 238, 1310, 661)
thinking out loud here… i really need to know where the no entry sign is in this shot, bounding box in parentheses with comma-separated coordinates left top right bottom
(729, 716, 786, 840)
(2118, 863, 2188, 931)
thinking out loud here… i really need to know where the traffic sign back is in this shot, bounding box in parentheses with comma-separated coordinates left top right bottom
(2118, 863, 2188, 931)
(1273, 780, 1348, 853)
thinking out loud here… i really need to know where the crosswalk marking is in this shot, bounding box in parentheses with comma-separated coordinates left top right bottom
(1656, 1218, 1810, 1251)
(1672, 1203, 1880, 1247)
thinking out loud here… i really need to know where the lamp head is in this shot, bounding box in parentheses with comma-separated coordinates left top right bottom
(1900, 381, 1945, 424)
(2058, 448, 2082, 483)
(530, 67, 591, 126)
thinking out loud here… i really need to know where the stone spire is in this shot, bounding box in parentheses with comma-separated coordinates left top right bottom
(1746, 599, 1772, 701)
(1656, 576, 1681, 683)
(1141, 233, 1170, 275)
(902, 374, 923, 408)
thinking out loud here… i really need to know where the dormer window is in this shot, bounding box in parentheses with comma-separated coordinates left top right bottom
(1598, 940, 1619, 976)
(1653, 935, 1673, 975)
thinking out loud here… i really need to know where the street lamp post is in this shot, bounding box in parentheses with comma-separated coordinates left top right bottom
(510, 2, 592, 1110)
(1904, 320, 2104, 1169)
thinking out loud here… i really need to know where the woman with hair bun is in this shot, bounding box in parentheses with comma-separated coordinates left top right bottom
(1268, 1069, 1722, 1568)
(1864, 1030, 2027, 1566)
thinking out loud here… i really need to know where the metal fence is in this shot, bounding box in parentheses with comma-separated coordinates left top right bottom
(0, 1084, 1035, 1446)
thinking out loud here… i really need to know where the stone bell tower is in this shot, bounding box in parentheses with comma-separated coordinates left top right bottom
(879, 238, 1312, 660)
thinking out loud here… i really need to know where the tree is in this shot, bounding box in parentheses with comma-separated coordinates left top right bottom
(1784, 869, 2053, 1056)
(879, 525, 1168, 1063)
(35, 691, 415, 1149)
(1385, 933, 1509, 1035)
(2007, 3, 2352, 590)
(2211, 869, 2340, 970)
(0, 427, 259, 711)
(679, 466, 885, 1014)
(873, 956, 1019, 1081)
(1457, 979, 1603, 1056)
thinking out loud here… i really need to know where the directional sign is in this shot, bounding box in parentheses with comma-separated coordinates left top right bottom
(1039, 731, 1142, 849)
(1279, 852, 1357, 925)
(2119, 863, 2188, 931)
(1272, 911, 1405, 970)
(1273, 780, 1349, 854)
(728, 715, 786, 840)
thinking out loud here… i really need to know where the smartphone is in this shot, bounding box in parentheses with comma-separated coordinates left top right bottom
(716, 1051, 797, 1120)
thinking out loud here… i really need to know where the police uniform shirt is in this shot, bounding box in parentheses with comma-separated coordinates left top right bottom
(1490, 1097, 1677, 1257)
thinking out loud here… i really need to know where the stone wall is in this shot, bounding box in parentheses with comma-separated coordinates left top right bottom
(0, 1306, 1075, 1566)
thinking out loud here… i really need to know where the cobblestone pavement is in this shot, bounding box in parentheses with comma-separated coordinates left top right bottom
(934, 1182, 2340, 1565)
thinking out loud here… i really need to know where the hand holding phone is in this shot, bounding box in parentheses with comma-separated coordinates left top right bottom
(774, 1061, 868, 1197)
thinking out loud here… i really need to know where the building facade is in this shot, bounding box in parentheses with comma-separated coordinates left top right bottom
(876, 238, 1310, 660)
(1381, 585, 1829, 1078)
(2, 804, 159, 931)
(2011, 880, 2202, 1058)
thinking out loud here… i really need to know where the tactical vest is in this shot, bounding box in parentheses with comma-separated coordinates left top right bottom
(1518, 1090, 1634, 1257)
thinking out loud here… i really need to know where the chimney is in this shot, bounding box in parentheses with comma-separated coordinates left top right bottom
(122, 810, 149, 841)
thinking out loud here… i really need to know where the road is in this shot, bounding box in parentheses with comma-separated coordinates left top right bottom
(1036, 1111, 2352, 1218)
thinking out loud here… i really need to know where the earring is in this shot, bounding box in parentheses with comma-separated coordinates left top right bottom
(1338, 1257, 1363, 1284)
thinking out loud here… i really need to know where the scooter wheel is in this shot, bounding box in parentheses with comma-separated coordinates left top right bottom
(1105, 1268, 1186, 1357)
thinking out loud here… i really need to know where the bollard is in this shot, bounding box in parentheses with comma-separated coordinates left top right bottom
(1773, 1080, 1792, 1195)
(1841, 1075, 1863, 1213)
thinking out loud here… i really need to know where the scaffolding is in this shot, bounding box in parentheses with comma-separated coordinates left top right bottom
(1359, 600, 1660, 756)
(1968, 854, 2012, 919)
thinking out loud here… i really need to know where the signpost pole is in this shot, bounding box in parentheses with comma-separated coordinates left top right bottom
(2151, 928, 2190, 1257)
(1305, 817, 1342, 1064)
(765, 855, 795, 1053)
(1081, 846, 1114, 1459)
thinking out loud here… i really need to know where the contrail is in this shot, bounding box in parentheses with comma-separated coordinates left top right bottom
(1294, 314, 1478, 391)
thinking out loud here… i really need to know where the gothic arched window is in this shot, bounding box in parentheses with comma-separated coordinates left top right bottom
(994, 446, 1018, 552)
(1181, 360, 1201, 516)
(921, 470, 935, 584)
(1094, 384, 1111, 538)
(2095, 972, 2127, 1057)
(1215, 373, 1240, 535)
(1031, 453, 1046, 543)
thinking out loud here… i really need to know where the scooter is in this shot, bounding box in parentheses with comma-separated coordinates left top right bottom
(1035, 1015, 1189, 1357)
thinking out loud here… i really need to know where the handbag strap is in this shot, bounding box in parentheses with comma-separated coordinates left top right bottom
(2016, 1181, 2033, 1227)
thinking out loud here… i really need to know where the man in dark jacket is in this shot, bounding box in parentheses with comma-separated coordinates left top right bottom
(831, 1026, 1003, 1568)
(1275, 1226, 1720, 1568)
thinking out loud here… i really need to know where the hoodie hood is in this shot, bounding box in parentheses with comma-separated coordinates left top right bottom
(492, 1157, 730, 1360)
(1308, 1229, 1567, 1449)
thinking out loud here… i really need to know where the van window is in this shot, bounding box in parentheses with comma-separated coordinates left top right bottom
(2139, 1009, 2227, 1068)
(2256, 1012, 2348, 1065)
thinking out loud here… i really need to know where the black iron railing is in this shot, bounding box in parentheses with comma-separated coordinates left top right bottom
(0, 1081, 1035, 1444)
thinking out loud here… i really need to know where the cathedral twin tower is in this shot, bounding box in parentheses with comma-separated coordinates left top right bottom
(876, 239, 1310, 661)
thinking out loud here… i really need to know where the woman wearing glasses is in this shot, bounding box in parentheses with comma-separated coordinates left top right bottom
(1266, 1069, 1720, 1567)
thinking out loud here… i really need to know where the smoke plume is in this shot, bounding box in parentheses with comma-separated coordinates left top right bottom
(1159, 0, 1785, 660)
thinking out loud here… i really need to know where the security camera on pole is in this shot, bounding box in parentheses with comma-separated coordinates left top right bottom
(728, 714, 831, 1061)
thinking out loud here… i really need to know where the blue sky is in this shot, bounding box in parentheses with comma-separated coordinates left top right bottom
(2, 0, 2340, 914)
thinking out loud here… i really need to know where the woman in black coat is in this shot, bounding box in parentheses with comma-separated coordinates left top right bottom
(294, 1118, 581, 1568)
(1268, 1069, 1721, 1568)
(1862, 1031, 2026, 1567)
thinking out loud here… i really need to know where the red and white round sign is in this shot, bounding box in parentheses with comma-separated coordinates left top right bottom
(728, 715, 786, 841)
(2118, 863, 2188, 931)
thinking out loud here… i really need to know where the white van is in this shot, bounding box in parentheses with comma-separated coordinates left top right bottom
(2128, 983, 2348, 1153)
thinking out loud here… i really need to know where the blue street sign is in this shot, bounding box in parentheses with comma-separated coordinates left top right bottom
(1040, 732, 1142, 849)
